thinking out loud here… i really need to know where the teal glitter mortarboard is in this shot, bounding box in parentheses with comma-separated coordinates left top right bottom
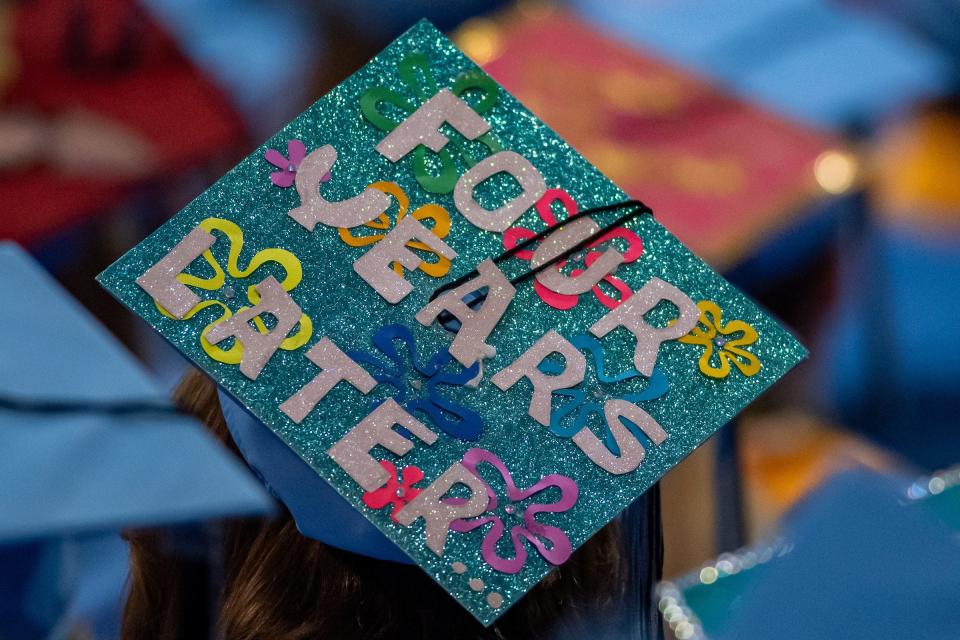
(98, 20, 806, 625)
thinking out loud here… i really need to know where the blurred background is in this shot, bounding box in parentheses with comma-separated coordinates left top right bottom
(1, 0, 958, 638)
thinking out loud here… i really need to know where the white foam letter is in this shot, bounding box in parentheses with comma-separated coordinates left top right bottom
(395, 462, 488, 555)
(327, 399, 438, 492)
(416, 259, 515, 367)
(491, 330, 586, 426)
(590, 277, 699, 376)
(205, 276, 303, 380)
(572, 399, 667, 475)
(454, 150, 547, 232)
(532, 218, 623, 295)
(353, 215, 457, 304)
(280, 338, 376, 423)
(288, 145, 392, 230)
(376, 89, 490, 162)
(136, 227, 215, 318)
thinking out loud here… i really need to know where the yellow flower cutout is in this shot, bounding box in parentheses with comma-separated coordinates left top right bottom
(679, 301, 761, 379)
(156, 217, 313, 365)
(337, 181, 452, 277)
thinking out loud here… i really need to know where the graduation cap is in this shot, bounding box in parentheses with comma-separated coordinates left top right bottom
(571, 0, 952, 128)
(0, 241, 272, 637)
(477, 8, 835, 269)
(0, 241, 272, 542)
(657, 468, 960, 640)
(0, 0, 246, 246)
(99, 20, 806, 626)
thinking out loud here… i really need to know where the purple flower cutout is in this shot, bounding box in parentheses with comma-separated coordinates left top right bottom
(448, 448, 578, 574)
(264, 139, 331, 188)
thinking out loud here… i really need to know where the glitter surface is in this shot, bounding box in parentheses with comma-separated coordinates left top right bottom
(98, 20, 806, 626)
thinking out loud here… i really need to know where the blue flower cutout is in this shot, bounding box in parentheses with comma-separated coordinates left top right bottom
(541, 335, 669, 455)
(349, 324, 483, 441)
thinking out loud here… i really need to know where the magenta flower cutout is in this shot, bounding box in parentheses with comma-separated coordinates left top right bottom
(362, 460, 425, 522)
(448, 448, 579, 574)
(264, 139, 332, 188)
(264, 139, 305, 187)
(502, 188, 643, 310)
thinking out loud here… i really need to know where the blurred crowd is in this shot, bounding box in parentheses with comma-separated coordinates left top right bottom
(1, 1, 958, 638)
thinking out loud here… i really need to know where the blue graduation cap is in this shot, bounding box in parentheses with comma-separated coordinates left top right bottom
(0, 241, 272, 542)
(841, 0, 960, 63)
(658, 468, 960, 640)
(0, 241, 272, 637)
(721, 469, 960, 639)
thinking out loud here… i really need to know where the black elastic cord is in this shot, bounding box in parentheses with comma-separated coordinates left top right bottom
(429, 199, 652, 302)
(0, 394, 183, 417)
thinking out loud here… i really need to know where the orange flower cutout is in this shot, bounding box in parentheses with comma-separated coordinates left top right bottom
(337, 181, 451, 277)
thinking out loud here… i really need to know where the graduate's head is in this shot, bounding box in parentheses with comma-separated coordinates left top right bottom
(123, 369, 628, 640)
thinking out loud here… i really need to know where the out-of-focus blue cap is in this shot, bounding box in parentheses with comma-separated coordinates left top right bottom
(818, 221, 960, 469)
(570, 0, 952, 128)
(0, 241, 273, 543)
(684, 469, 960, 640)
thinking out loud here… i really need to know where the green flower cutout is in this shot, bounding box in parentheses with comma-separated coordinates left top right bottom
(359, 51, 503, 194)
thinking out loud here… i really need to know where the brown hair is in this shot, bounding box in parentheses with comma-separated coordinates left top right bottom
(123, 370, 629, 640)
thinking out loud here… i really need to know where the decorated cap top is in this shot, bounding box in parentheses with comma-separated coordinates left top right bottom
(98, 20, 806, 626)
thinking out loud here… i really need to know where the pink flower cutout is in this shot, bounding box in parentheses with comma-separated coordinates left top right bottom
(362, 460, 425, 522)
(502, 188, 643, 310)
(264, 139, 331, 188)
(448, 448, 579, 574)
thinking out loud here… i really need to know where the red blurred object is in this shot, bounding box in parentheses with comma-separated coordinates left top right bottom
(482, 10, 835, 267)
(0, 0, 245, 245)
